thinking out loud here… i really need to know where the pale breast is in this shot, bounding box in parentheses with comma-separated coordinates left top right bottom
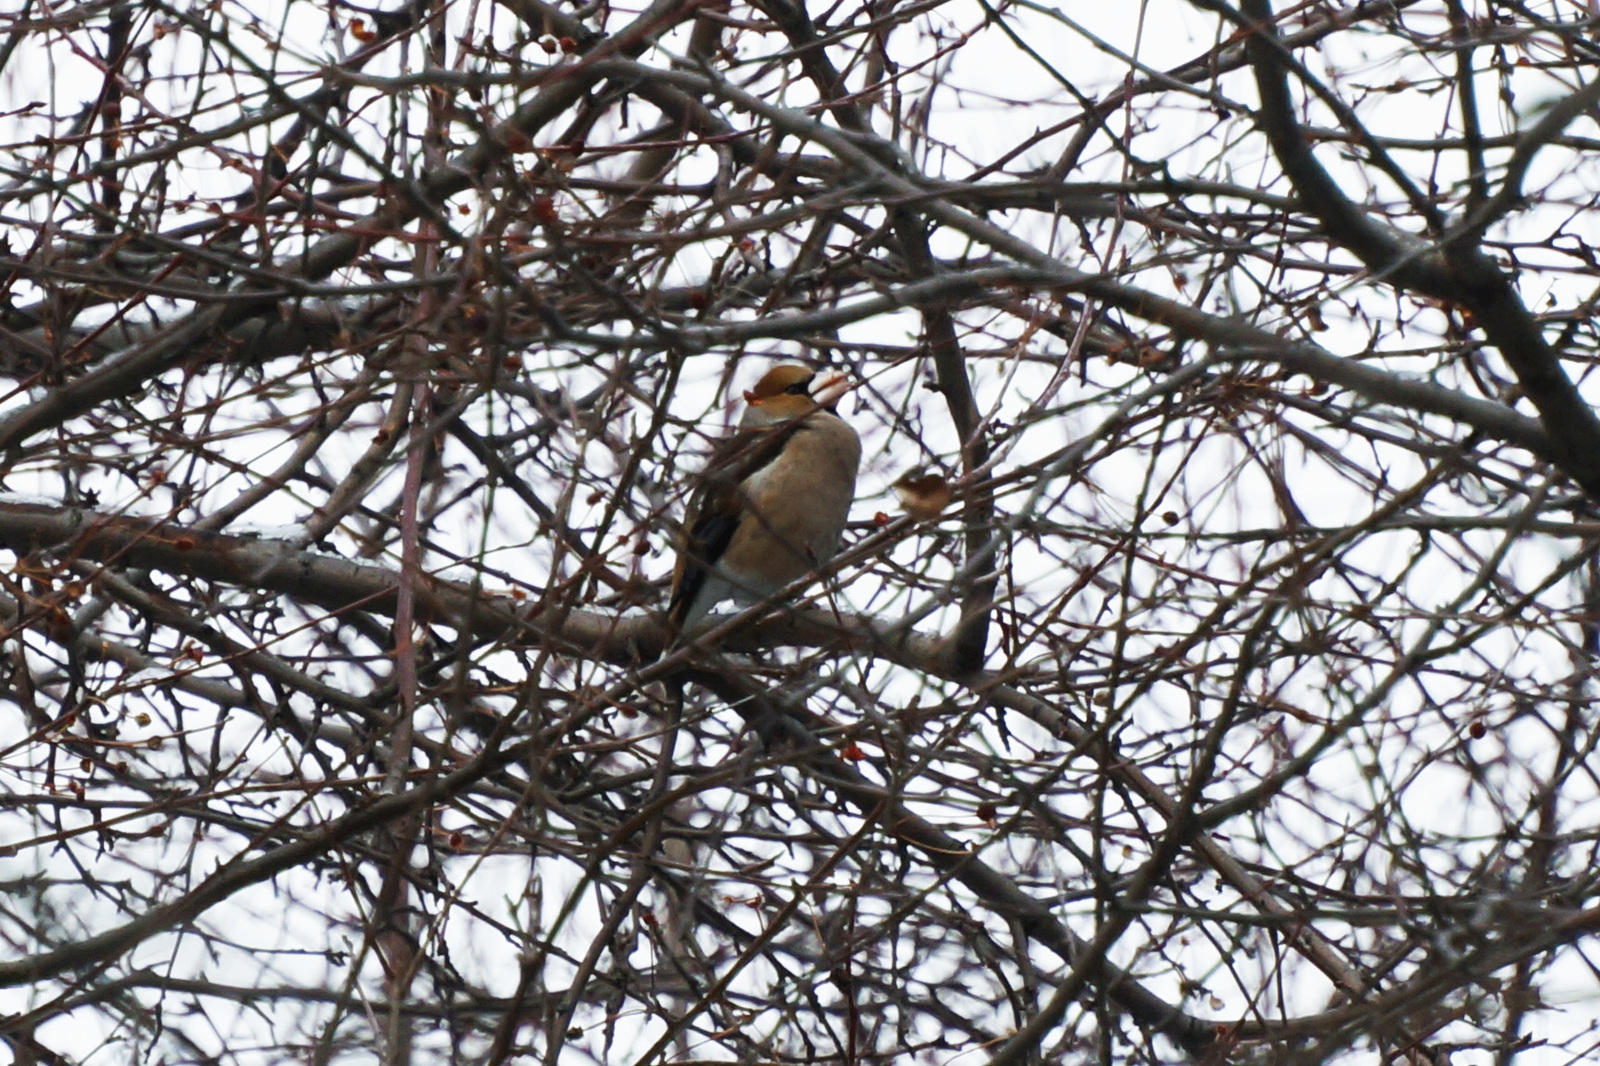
(718, 415, 860, 597)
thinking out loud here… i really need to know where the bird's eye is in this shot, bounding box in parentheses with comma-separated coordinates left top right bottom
(784, 375, 815, 396)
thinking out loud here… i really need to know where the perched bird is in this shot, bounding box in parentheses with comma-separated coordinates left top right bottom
(667, 363, 861, 640)
(892, 470, 954, 521)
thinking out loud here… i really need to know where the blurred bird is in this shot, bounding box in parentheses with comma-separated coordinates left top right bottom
(667, 363, 861, 640)
(892, 470, 953, 521)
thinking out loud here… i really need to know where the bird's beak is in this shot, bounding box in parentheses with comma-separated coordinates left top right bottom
(811, 369, 852, 407)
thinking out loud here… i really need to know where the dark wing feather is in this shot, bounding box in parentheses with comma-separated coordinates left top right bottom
(667, 419, 808, 629)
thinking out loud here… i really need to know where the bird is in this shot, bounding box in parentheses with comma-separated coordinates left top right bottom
(666, 363, 862, 641)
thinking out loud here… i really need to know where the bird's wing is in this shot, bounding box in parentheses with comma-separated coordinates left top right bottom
(667, 420, 806, 629)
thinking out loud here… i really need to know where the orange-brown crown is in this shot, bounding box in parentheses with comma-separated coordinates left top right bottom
(741, 364, 849, 425)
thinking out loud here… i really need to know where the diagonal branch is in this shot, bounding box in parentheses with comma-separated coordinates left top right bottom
(1231, 0, 1600, 497)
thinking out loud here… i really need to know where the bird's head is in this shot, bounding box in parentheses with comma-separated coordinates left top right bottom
(740, 363, 851, 427)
